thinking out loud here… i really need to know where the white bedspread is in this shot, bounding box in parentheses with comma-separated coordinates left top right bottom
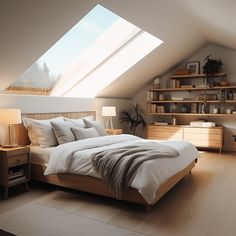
(44, 134, 199, 204)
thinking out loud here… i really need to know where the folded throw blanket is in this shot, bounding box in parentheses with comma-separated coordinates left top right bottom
(91, 141, 179, 198)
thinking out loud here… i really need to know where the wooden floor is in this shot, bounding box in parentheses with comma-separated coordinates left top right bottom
(0, 151, 236, 236)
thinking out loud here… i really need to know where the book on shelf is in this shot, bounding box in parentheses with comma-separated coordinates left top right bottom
(154, 122, 168, 126)
(171, 80, 180, 88)
(8, 176, 27, 185)
(151, 104, 157, 113)
(195, 84, 206, 88)
(180, 85, 194, 88)
(156, 106, 165, 113)
(8, 169, 24, 180)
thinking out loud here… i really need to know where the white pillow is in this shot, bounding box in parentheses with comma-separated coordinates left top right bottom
(63, 118, 85, 128)
(22, 117, 63, 147)
(71, 127, 99, 140)
(83, 119, 107, 136)
(64, 115, 94, 128)
(51, 120, 76, 144)
(22, 118, 39, 145)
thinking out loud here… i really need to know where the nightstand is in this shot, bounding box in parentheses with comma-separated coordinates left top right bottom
(106, 129, 123, 135)
(0, 146, 30, 198)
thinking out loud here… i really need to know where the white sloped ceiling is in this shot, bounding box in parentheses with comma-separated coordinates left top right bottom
(0, 0, 235, 98)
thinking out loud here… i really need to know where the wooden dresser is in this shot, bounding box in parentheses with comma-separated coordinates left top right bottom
(147, 125, 223, 153)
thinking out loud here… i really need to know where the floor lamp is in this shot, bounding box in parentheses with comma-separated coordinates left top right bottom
(102, 106, 116, 130)
(0, 109, 22, 148)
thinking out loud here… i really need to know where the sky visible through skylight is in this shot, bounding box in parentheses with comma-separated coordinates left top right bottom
(37, 5, 119, 76)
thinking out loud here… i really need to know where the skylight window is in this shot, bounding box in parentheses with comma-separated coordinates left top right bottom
(4, 4, 163, 97)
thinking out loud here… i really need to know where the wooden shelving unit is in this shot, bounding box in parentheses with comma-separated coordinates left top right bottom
(169, 72, 227, 79)
(147, 72, 236, 116)
(147, 112, 236, 117)
(148, 85, 236, 92)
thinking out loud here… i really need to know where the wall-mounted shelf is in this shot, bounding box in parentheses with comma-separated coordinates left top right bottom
(148, 85, 236, 92)
(169, 72, 227, 79)
(147, 112, 236, 117)
(147, 100, 236, 104)
(147, 72, 236, 116)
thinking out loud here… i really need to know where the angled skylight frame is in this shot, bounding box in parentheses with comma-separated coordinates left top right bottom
(4, 4, 163, 97)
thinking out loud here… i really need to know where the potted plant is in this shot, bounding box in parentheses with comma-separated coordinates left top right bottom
(203, 55, 223, 86)
(119, 103, 146, 135)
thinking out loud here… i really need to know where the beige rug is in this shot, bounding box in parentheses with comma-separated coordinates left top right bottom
(0, 201, 147, 236)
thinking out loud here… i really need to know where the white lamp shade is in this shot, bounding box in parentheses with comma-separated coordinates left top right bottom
(0, 109, 22, 124)
(102, 106, 116, 117)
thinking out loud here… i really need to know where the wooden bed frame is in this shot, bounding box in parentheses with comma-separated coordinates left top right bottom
(16, 111, 196, 208)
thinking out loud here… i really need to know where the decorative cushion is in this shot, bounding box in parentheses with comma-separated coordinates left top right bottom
(71, 127, 99, 140)
(50, 120, 76, 144)
(22, 117, 63, 147)
(63, 115, 94, 128)
(83, 119, 107, 136)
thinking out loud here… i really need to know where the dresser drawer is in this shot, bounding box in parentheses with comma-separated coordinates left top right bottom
(147, 125, 183, 140)
(7, 154, 28, 167)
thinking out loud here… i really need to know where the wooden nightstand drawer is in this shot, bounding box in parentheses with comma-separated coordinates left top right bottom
(7, 154, 28, 167)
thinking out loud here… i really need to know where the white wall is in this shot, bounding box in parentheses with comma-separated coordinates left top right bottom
(133, 44, 236, 151)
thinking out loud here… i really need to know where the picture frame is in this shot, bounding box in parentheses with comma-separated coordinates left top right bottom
(186, 61, 200, 75)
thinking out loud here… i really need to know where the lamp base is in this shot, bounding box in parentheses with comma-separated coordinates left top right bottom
(1, 144, 18, 149)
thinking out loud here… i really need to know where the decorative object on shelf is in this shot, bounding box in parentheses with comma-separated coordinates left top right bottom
(227, 90, 233, 100)
(153, 77, 160, 89)
(191, 103, 198, 113)
(175, 69, 190, 75)
(0, 109, 21, 148)
(226, 109, 232, 114)
(203, 55, 223, 87)
(199, 93, 218, 101)
(180, 105, 188, 113)
(159, 93, 165, 100)
(219, 80, 229, 86)
(201, 103, 208, 114)
(213, 107, 219, 114)
(186, 61, 200, 75)
(171, 97, 184, 101)
(172, 117, 177, 125)
(156, 106, 165, 113)
(170, 103, 178, 113)
(102, 106, 116, 129)
(119, 103, 146, 135)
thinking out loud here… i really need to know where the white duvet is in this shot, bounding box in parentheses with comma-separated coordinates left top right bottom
(44, 134, 199, 204)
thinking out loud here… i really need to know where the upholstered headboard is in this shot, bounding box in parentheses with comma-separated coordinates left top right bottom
(16, 111, 96, 145)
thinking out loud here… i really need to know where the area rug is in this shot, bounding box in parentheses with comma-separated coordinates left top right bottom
(0, 201, 146, 236)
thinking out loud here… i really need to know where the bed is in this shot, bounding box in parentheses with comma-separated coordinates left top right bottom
(16, 111, 198, 209)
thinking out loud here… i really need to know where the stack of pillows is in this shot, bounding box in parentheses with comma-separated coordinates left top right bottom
(22, 116, 108, 148)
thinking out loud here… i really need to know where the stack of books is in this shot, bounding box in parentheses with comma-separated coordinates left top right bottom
(8, 169, 24, 180)
(154, 122, 168, 126)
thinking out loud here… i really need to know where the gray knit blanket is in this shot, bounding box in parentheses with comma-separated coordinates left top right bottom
(91, 141, 179, 198)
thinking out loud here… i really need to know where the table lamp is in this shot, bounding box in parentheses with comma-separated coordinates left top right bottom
(0, 109, 22, 148)
(102, 106, 116, 129)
